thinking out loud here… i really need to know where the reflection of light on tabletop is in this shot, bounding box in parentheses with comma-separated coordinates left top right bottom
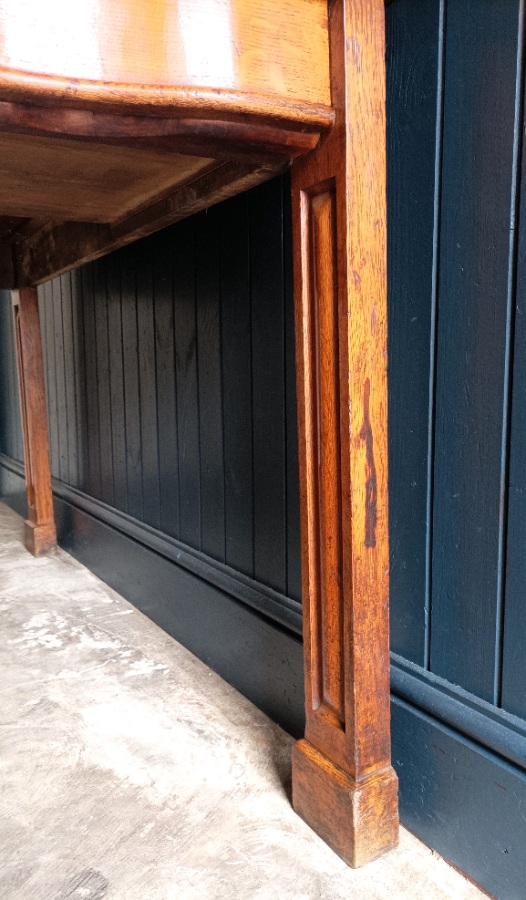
(177, 2, 234, 88)
(0, 0, 102, 80)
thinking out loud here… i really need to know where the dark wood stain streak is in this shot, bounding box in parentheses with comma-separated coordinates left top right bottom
(359, 378, 377, 549)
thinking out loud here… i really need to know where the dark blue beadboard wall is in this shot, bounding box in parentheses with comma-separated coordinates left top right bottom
(31, 178, 301, 604)
(387, 0, 526, 716)
(2, 2, 526, 894)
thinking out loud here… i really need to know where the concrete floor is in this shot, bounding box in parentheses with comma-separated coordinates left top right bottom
(0, 501, 484, 900)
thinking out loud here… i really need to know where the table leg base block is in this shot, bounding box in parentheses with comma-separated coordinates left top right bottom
(24, 520, 57, 556)
(292, 739, 399, 867)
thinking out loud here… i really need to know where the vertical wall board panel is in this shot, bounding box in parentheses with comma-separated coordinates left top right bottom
(385, 0, 441, 665)
(282, 175, 301, 603)
(105, 260, 127, 512)
(51, 278, 68, 484)
(37, 285, 49, 414)
(0, 294, 8, 453)
(6, 293, 23, 463)
(430, 0, 521, 700)
(70, 270, 88, 492)
(81, 266, 102, 500)
(0, 294, 9, 454)
(173, 217, 201, 549)
(220, 193, 255, 578)
(41, 280, 60, 480)
(92, 259, 114, 506)
(60, 274, 79, 488)
(392, 698, 526, 900)
(120, 249, 143, 521)
(92, 259, 114, 507)
(250, 178, 287, 593)
(0, 292, 21, 462)
(14, 299, 24, 463)
(195, 207, 225, 562)
(502, 118, 526, 719)
(0, 291, 21, 461)
(0, 468, 26, 516)
(153, 230, 179, 540)
(136, 240, 160, 529)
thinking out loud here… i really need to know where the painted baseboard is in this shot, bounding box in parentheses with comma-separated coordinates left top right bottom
(0, 454, 305, 737)
(2, 453, 526, 897)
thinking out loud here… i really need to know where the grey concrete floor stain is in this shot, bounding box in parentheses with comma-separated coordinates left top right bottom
(55, 869, 109, 899)
(0, 502, 483, 900)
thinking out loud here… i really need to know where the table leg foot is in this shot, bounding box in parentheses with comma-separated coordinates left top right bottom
(292, 740, 399, 868)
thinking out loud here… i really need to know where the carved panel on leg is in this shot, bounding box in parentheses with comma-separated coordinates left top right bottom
(291, 0, 398, 866)
(300, 181, 345, 731)
(12, 287, 56, 555)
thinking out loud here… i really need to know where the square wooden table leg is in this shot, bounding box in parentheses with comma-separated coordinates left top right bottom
(12, 286, 57, 556)
(290, 0, 398, 867)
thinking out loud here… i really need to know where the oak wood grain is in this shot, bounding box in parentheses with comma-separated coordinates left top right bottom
(16, 161, 285, 286)
(11, 287, 56, 555)
(0, 1, 332, 286)
(291, 0, 398, 866)
(0, 131, 215, 223)
(0, 0, 330, 111)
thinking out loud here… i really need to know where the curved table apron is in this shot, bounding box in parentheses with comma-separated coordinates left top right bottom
(0, 0, 399, 868)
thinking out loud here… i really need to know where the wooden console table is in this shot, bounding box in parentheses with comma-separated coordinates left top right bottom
(0, 0, 398, 866)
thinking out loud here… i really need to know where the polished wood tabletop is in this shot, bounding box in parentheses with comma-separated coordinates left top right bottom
(0, 0, 332, 287)
(0, 0, 330, 111)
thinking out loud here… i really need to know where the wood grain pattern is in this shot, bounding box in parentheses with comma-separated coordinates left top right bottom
(11, 286, 56, 554)
(291, 0, 398, 866)
(16, 161, 285, 286)
(0, 0, 330, 110)
(0, 0, 332, 287)
(0, 131, 214, 223)
(301, 181, 344, 726)
(293, 740, 399, 868)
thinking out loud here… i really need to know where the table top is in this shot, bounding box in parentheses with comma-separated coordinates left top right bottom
(0, 0, 333, 288)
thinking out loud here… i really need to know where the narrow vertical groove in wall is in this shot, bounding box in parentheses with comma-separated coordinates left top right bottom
(64, 277, 73, 483)
(133, 255, 143, 517)
(283, 175, 300, 602)
(86, 265, 102, 498)
(219, 210, 228, 565)
(247, 199, 256, 578)
(58, 278, 67, 482)
(494, 0, 526, 708)
(93, 268, 103, 498)
(118, 259, 128, 515)
(62, 271, 78, 488)
(69, 271, 79, 489)
(282, 179, 288, 594)
(171, 246, 181, 538)
(50, 280, 60, 479)
(106, 265, 116, 505)
(152, 254, 162, 534)
(193, 228, 202, 552)
(424, 0, 446, 672)
(217, 209, 227, 563)
(79, 269, 91, 495)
